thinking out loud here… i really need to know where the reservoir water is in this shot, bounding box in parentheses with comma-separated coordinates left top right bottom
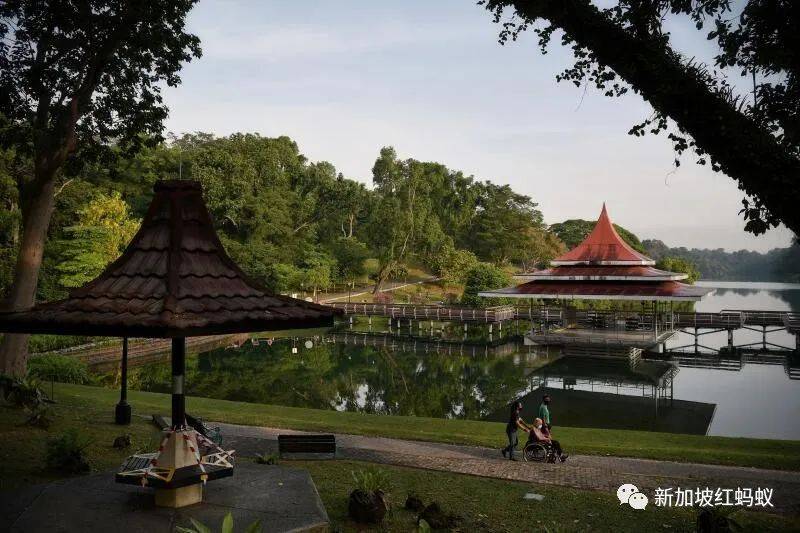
(95, 281, 800, 440)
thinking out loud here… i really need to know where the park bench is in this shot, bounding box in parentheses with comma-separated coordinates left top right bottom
(278, 434, 336, 459)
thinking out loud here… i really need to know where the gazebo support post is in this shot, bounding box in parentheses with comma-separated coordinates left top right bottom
(114, 337, 131, 425)
(155, 336, 204, 508)
(171, 337, 186, 429)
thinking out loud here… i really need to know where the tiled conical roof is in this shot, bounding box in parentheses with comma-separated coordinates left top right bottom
(552, 204, 654, 265)
(0, 180, 339, 337)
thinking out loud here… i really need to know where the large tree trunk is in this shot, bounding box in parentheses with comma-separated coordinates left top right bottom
(0, 176, 57, 376)
(507, 0, 800, 234)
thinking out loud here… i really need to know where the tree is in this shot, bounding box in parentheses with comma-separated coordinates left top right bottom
(0, 1, 201, 375)
(550, 219, 645, 252)
(656, 256, 701, 283)
(329, 237, 370, 284)
(466, 183, 547, 265)
(460, 263, 512, 307)
(366, 147, 445, 292)
(432, 243, 480, 285)
(55, 192, 139, 287)
(481, 0, 800, 236)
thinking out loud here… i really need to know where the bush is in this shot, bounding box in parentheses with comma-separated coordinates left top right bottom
(28, 354, 90, 384)
(348, 467, 391, 524)
(176, 512, 262, 533)
(46, 429, 90, 474)
(0, 375, 46, 409)
(460, 263, 512, 307)
(28, 334, 97, 354)
(351, 467, 390, 493)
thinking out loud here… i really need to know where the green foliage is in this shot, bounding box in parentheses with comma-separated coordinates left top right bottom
(432, 244, 479, 284)
(46, 429, 90, 474)
(550, 219, 645, 253)
(645, 239, 800, 282)
(460, 263, 512, 307)
(656, 256, 701, 284)
(329, 237, 370, 282)
(481, 1, 800, 235)
(0, 375, 46, 410)
(28, 335, 98, 354)
(55, 192, 140, 288)
(28, 354, 90, 384)
(255, 452, 278, 465)
(351, 467, 390, 494)
(175, 512, 262, 533)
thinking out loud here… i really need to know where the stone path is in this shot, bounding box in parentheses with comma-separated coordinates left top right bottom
(218, 423, 800, 514)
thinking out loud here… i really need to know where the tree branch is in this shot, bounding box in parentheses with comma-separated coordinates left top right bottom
(504, 0, 800, 234)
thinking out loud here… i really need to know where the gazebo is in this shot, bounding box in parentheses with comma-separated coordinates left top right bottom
(0, 180, 339, 507)
(479, 204, 711, 349)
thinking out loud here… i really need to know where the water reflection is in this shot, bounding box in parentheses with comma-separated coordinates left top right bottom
(92, 282, 800, 440)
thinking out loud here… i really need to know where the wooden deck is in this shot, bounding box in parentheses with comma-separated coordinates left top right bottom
(525, 328, 675, 349)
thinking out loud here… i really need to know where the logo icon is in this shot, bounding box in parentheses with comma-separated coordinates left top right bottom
(617, 484, 649, 510)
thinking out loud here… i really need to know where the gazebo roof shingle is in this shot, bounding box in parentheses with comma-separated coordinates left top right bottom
(0, 180, 339, 337)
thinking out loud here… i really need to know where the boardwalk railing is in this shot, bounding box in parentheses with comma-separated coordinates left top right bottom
(326, 303, 800, 337)
(674, 312, 744, 329)
(326, 303, 516, 323)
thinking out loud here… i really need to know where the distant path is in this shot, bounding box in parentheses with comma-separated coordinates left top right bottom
(219, 422, 800, 514)
(320, 277, 440, 304)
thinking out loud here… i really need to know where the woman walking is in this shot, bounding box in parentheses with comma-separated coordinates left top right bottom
(501, 401, 530, 461)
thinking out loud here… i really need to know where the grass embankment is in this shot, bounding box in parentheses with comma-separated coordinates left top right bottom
(42, 383, 800, 471)
(1, 396, 797, 532)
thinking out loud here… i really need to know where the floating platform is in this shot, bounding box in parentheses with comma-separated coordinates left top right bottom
(1, 463, 329, 533)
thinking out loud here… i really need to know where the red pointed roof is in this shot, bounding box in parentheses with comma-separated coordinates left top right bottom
(552, 204, 654, 265)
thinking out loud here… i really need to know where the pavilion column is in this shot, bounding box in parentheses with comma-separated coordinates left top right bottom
(114, 337, 131, 425)
(171, 337, 186, 429)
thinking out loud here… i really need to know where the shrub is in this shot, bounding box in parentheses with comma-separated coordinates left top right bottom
(175, 512, 262, 533)
(0, 375, 46, 409)
(28, 334, 97, 353)
(348, 467, 391, 524)
(46, 429, 90, 474)
(460, 263, 512, 307)
(255, 452, 278, 465)
(351, 467, 390, 494)
(28, 354, 89, 384)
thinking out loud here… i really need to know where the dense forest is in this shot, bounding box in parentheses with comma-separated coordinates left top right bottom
(643, 239, 800, 283)
(2, 132, 798, 310)
(0, 133, 565, 304)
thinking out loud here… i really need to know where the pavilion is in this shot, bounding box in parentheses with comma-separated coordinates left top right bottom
(479, 204, 712, 350)
(0, 180, 340, 508)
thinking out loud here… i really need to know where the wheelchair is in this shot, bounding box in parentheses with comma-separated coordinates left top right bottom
(522, 439, 558, 463)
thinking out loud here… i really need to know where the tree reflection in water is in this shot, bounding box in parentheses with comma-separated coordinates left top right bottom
(100, 339, 536, 420)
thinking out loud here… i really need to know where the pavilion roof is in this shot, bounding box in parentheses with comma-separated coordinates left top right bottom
(0, 180, 340, 338)
(515, 265, 688, 282)
(552, 204, 654, 265)
(479, 280, 711, 301)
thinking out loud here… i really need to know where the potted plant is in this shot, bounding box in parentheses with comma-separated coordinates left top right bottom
(348, 467, 390, 524)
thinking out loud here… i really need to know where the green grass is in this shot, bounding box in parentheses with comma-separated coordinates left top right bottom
(2, 395, 796, 532)
(296, 459, 798, 532)
(44, 383, 800, 471)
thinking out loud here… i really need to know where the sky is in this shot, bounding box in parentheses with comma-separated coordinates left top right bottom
(161, 0, 794, 253)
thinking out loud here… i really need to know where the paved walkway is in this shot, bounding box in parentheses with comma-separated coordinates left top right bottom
(218, 423, 800, 514)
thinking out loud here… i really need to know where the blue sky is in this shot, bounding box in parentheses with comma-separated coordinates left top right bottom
(162, 0, 793, 252)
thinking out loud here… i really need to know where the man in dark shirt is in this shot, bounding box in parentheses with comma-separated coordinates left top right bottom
(501, 401, 529, 461)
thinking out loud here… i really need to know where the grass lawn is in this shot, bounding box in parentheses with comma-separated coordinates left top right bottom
(298, 459, 798, 532)
(35, 383, 800, 471)
(1, 396, 797, 532)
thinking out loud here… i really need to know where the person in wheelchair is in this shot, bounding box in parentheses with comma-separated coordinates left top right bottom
(525, 417, 568, 463)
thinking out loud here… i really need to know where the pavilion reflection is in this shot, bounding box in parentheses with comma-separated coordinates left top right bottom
(490, 355, 717, 435)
